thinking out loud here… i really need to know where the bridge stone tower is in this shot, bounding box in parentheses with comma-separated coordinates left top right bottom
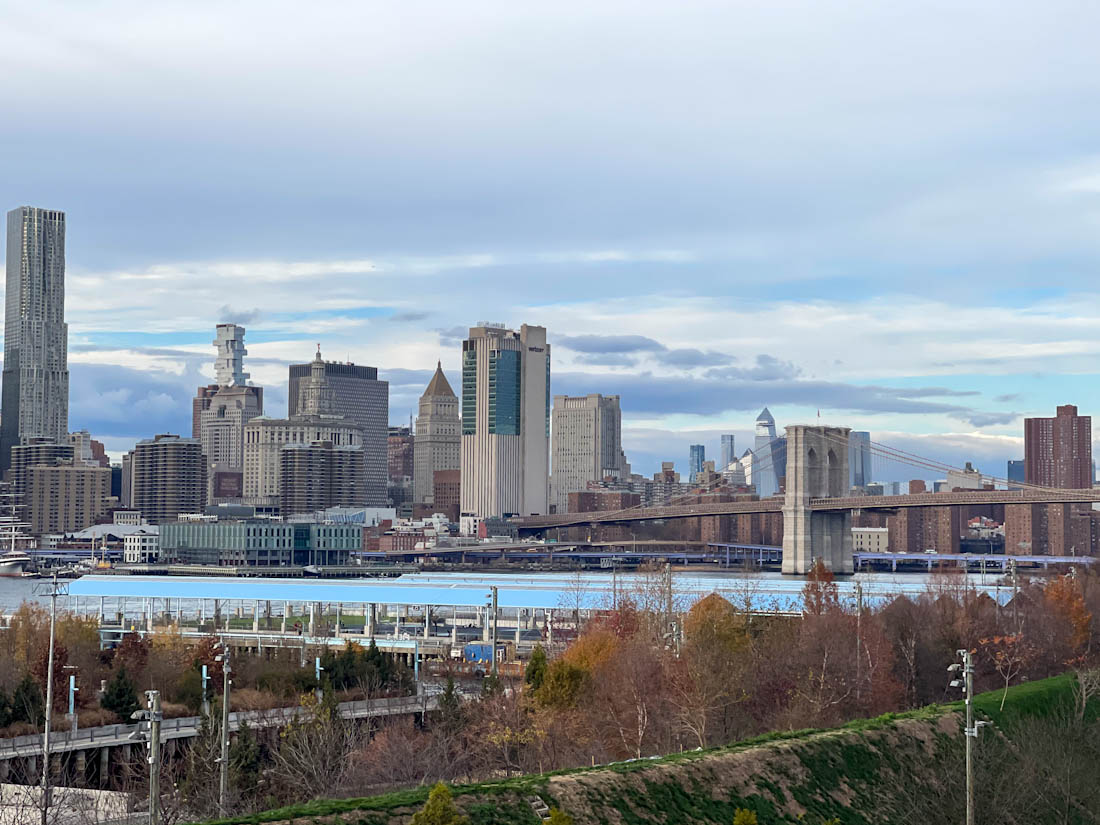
(782, 424, 855, 575)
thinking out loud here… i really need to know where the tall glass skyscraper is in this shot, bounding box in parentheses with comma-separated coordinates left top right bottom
(2, 207, 69, 473)
(848, 431, 872, 489)
(720, 434, 735, 471)
(460, 323, 550, 519)
(689, 444, 705, 479)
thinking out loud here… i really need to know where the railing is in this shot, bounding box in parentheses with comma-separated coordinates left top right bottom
(0, 693, 437, 758)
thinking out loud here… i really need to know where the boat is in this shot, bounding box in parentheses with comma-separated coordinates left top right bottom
(0, 486, 33, 577)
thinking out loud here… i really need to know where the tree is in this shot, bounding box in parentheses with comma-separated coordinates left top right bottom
(547, 809, 574, 825)
(437, 676, 463, 735)
(980, 635, 1033, 711)
(11, 674, 43, 726)
(536, 660, 587, 709)
(802, 559, 839, 616)
(102, 666, 140, 720)
(526, 644, 548, 691)
(732, 810, 758, 825)
(410, 782, 469, 825)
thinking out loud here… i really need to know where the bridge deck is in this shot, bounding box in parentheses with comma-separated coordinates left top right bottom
(516, 489, 1100, 529)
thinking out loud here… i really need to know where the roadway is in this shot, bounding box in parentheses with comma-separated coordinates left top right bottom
(0, 693, 440, 760)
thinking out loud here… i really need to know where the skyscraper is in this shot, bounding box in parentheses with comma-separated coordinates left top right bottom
(1006, 459, 1026, 490)
(720, 434, 736, 471)
(288, 354, 388, 505)
(196, 325, 263, 497)
(688, 444, 705, 480)
(753, 407, 780, 498)
(848, 431, 872, 489)
(460, 323, 549, 519)
(413, 363, 460, 506)
(1024, 404, 1092, 489)
(128, 434, 207, 523)
(550, 394, 628, 512)
(2, 207, 69, 473)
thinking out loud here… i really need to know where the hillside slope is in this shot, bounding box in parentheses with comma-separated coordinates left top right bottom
(198, 675, 1097, 825)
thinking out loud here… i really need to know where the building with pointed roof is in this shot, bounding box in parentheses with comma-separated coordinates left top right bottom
(413, 362, 461, 507)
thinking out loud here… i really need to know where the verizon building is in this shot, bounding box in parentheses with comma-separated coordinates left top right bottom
(2, 207, 69, 473)
(288, 357, 388, 506)
(460, 323, 549, 519)
(1024, 404, 1092, 489)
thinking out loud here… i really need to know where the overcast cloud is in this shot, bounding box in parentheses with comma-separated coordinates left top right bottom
(3, 0, 1100, 477)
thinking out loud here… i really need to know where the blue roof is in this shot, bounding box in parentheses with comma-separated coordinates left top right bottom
(66, 571, 1014, 614)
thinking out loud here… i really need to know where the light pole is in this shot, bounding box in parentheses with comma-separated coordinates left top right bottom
(201, 664, 210, 718)
(214, 638, 232, 815)
(39, 572, 63, 825)
(949, 648, 989, 825)
(66, 672, 79, 733)
(485, 587, 498, 679)
(314, 656, 324, 703)
(131, 691, 163, 825)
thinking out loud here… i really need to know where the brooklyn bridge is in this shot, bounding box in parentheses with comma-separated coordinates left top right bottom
(515, 424, 1100, 574)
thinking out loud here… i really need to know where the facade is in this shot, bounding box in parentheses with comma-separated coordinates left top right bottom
(848, 431, 872, 489)
(550, 394, 627, 513)
(159, 520, 360, 566)
(280, 441, 366, 517)
(852, 526, 889, 553)
(688, 444, 705, 481)
(460, 323, 550, 519)
(387, 425, 414, 509)
(243, 416, 362, 502)
(123, 527, 160, 564)
(1, 207, 69, 473)
(752, 408, 782, 498)
(288, 353, 388, 506)
(199, 385, 263, 478)
(9, 439, 74, 500)
(128, 435, 207, 524)
(412, 363, 461, 505)
(1024, 405, 1092, 489)
(720, 434, 736, 471)
(945, 462, 984, 491)
(26, 460, 112, 534)
(213, 323, 249, 386)
(432, 469, 461, 522)
(889, 506, 961, 554)
(1006, 459, 1026, 490)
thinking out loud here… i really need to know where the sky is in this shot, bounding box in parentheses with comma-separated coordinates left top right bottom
(4, 0, 1100, 479)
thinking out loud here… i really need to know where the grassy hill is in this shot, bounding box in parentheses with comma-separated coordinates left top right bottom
(191, 674, 1097, 825)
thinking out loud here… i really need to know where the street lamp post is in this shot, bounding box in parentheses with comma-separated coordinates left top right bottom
(485, 587, 498, 679)
(949, 648, 990, 825)
(214, 639, 233, 815)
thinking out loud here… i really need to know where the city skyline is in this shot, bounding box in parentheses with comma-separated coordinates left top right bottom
(6, 3, 1100, 477)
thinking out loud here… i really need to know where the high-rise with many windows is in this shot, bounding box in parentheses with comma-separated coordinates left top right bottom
(720, 434, 736, 471)
(550, 394, 627, 513)
(1024, 404, 1092, 489)
(413, 363, 461, 506)
(460, 323, 549, 519)
(288, 353, 387, 505)
(2, 207, 69, 473)
(688, 444, 706, 481)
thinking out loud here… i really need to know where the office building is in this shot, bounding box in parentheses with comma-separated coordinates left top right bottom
(752, 408, 785, 497)
(159, 520, 360, 567)
(946, 462, 984, 491)
(2, 207, 69, 473)
(1024, 405, 1092, 489)
(128, 434, 207, 524)
(9, 439, 74, 501)
(1006, 459, 1025, 489)
(244, 349, 363, 506)
(194, 325, 263, 497)
(460, 323, 550, 519)
(688, 444, 705, 481)
(413, 363, 460, 506)
(288, 352, 387, 506)
(432, 469, 461, 522)
(550, 394, 628, 513)
(387, 425, 414, 509)
(281, 440, 366, 517)
(720, 434, 736, 471)
(123, 527, 160, 564)
(69, 430, 108, 467)
(26, 459, 112, 534)
(848, 431, 872, 489)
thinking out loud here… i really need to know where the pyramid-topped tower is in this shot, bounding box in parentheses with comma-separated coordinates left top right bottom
(413, 362, 461, 507)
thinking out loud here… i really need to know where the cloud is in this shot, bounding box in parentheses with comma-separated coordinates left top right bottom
(389, 311, 430, 323)
(556, 334, 665, 354)
(435, 326, 468, 346)
(656, 348, 730, 368)
(706, 354, 801, 381)
(218, 305, 263, 325)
